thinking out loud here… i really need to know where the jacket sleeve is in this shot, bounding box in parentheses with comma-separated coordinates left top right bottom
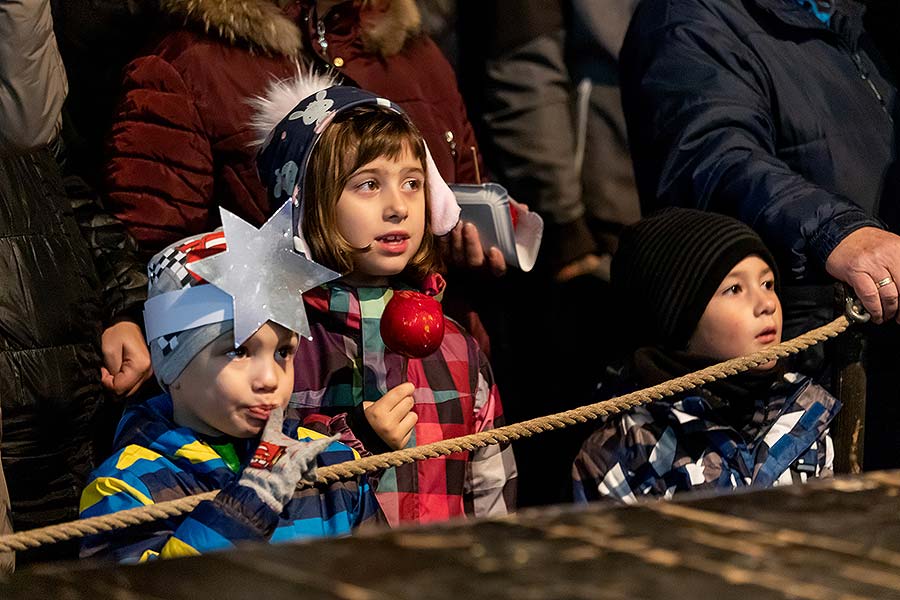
(334, 450, 388, 533)
(291, 426, 387, 531)
(482, 30, 597, 268)
(79, 450, 279, 563)
(104, 53, 215, 256)
(301, 410, 396, 458)
(571, 418, 646, 504)
(345, 462, 385, 532)
(451, 87, 487, 185)
(620, 9, 882, 280)
(463, 348, 517, 517)
(65, 174, 148, 326)
(423, 37, 485, 185)
(0, 0, 67, 153)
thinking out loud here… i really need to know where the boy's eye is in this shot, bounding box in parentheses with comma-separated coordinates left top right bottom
(277, 345, 297, 360)
(226, 347, 248, 359)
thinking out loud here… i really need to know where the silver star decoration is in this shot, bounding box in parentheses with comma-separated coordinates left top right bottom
(188, 200, 340, 345)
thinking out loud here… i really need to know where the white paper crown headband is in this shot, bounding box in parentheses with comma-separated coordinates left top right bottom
(144, 201, 340, 346)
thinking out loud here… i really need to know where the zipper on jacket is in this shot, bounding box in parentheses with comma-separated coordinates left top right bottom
(850, 51, 893, 124)
(317, 18, 329, 60)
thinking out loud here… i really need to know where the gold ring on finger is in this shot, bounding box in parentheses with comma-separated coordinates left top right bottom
(876, 276, 894, 288)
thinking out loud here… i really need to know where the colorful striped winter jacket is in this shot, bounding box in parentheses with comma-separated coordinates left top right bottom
(288, 281, 517, 527)
(80, 394, 380, 563)
(573, 372, 840, 503)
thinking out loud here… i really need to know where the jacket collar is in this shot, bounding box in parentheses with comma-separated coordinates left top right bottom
(158, 0, 422, 59)
(114, 393, 253, 470)
(752, 0, 867, 40)
(751, 0, 823, 27)
(665, 374, 840, 446)
(302, 274, 445, 347)
(301, 0, 421, 57)
(159, 0, 303, 56)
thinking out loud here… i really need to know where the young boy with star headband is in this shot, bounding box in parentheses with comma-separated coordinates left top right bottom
(250, 78, 518, 526)
(79, 204, 381, 563)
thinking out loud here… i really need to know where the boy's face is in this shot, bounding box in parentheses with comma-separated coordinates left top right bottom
(687, 255, 782, 368)
(335, 145, 426, 286)
(170, 322, 299, 438)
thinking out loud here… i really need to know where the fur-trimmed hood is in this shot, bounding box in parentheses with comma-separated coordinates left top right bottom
(158, 0, 421, 58)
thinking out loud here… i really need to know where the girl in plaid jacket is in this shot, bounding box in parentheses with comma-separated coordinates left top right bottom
(252, 78, 518, 526)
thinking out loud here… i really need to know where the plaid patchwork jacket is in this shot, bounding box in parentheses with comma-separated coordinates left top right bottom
(288, 281, 517, 526)
(573, 372, 840, 503)
(80, 394, 380, 563)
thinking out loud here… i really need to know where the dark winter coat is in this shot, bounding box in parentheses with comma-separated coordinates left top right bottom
(620, 0, 896, 284)
(0, 147, 146, 559)
(1, 0, 147, 565)
(104, 0, 482, 257)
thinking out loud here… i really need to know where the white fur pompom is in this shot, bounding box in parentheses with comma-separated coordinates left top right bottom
(247, 67, 337, 147)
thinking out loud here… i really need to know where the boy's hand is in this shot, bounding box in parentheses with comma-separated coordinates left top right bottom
(239, 408, 335, 513)
(363, 382, 418, 450)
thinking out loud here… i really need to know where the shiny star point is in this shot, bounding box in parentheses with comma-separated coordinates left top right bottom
(188, 200, 340, 346)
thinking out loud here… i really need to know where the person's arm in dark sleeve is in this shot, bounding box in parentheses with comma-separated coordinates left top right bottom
(621, 10, 882, 280)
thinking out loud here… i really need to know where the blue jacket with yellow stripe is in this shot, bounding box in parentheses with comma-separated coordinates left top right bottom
(80, 394, 381, 563)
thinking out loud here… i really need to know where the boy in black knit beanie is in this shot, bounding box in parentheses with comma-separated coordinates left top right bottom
(572, 208, 841, 503)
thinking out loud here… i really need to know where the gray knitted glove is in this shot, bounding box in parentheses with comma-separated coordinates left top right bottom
(238, 407, 337, 514)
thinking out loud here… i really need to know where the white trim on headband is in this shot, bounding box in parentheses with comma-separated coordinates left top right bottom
(143, 285, 234, 341)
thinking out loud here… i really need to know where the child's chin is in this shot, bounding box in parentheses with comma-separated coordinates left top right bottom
(229, 424, 264, 439)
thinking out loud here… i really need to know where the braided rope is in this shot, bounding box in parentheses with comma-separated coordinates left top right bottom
(0, 492, 218, 553)
(0, 315, 850, 554)
(310, 315, 850, 483)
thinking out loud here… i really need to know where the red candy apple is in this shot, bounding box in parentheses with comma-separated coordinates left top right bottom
(380, 290, 445, 358)
(509, 203, 519, 231)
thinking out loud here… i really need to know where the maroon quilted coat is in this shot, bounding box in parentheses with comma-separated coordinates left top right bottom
(104, 0, 483, 256)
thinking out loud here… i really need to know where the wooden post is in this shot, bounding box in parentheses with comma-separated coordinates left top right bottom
(831, 285, 866, 474)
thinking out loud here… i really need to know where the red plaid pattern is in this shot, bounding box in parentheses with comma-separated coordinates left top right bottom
(288, 282, 517, 526)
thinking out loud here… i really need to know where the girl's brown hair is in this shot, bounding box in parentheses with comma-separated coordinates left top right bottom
(302, 105, 442, 283)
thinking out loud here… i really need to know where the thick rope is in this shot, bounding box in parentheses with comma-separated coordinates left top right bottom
(311, 315, 850, 483)
(0, 315, 850, 554)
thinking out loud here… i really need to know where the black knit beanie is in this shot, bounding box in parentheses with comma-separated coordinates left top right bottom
(611, 208, 779, 350)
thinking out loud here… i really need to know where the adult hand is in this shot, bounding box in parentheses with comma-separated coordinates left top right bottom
(100, 320, 152, 396)
(442, 221, 507, 277)
(362, 382, 418, 450)
(825, 226, 900, 323)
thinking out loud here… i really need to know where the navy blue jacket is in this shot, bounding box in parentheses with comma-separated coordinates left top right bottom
(620, 0, 896, 283)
